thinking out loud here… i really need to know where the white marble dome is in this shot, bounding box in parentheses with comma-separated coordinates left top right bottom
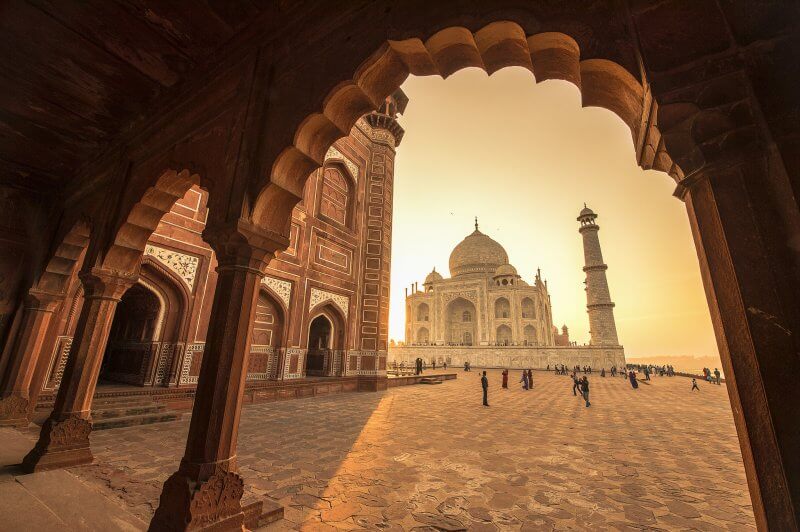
(449, 226, 509, 278)
(424, 268, 443, 284)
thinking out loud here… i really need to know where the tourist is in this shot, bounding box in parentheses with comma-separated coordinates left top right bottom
(527, 369, 533, 389)
(601, 368, 606, 378)
(481, 371, 489, 407)
(644, 366, 651, 381)
(572, 373, 581, 396)
(628, 370, 639, 389)
(691, 378, 700, 391)
(502, 368, 509, 389)
(714, 368, 721, 385)
(464, 361, 469, 372)
(520, 370, 529, 390)
(432, 360, 436, 370)
(580, 376, 590, 407)
(443, 361, 447, 370)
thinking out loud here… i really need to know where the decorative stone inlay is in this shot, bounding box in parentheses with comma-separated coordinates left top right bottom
(442, 290, 478, 304)
(371, 128, 396, 147)
(144, 244, 199, 289)
(324, 146, 359, 181)
(309, 288, 349, 319)
(180, 343, 205, 385)
(261, 276, 292, 309)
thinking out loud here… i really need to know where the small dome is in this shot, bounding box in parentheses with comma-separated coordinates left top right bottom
(424, 268, 443, 284)
(493, 264, 518, 277)
(449, 220, 509, 278)
(578, 204, 596, 220)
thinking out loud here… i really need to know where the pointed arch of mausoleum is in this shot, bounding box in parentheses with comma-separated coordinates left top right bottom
(251, 22, 690, 237)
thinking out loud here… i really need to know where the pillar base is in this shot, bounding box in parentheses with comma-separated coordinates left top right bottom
(21, 415, 93, 472)
(358, 375, 388, 392)
(0, 395, 31, 427)
(150, 466, 246, 531)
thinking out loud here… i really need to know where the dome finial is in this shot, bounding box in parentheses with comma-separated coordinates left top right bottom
(474, 216, 478, 231)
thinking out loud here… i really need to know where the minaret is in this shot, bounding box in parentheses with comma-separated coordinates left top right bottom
(578, 205, 619, 346)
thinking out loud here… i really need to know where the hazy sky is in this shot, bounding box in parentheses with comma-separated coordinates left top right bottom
(388, 67, 719, 359)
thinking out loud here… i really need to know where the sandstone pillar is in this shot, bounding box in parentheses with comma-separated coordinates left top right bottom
(22, 268, 135, 471)
(0, 290, 62, 426)
(680, 151, 800, 530)
(150, 221, 284, 531)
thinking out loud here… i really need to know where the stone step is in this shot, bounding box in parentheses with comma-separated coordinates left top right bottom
(244, 496, 284, 530)
(419, 377, 443, 384)
(91, 403, 167, 420)
(92, 412, 182, 431)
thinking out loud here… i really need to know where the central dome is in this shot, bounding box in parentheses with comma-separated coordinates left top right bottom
(449, 223, 509, 278)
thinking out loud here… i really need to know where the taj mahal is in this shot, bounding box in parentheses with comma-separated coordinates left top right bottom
(389, 206, 626, 370)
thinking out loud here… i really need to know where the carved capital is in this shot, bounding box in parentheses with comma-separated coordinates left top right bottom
(24, 289, 64, 312)
(79, 267, 137, 301)
(203, 218, 289, 273)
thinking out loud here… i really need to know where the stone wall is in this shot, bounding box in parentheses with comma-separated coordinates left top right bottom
(389, 345, 625, 370)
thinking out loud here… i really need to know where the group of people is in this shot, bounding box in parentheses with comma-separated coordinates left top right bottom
(702, 367, 722, 385)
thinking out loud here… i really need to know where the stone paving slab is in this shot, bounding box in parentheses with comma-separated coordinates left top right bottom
(70, 370, 754, 530)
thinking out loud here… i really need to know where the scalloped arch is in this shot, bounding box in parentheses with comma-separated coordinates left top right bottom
(253, 23, 683, 234)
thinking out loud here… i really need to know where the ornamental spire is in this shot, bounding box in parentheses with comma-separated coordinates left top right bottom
(474, 216, 479, 231)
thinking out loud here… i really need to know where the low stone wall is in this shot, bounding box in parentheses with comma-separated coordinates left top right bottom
(389, 345, 626, 370)
(387, 373, 458, 387)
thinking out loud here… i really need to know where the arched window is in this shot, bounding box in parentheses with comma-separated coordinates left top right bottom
(416, 327, 429, 344)
(319, 166, 353, 227)
(521, 297, 536, 319)
(494, 298, 510, 319)
(417, 302, 430, 321)
(462, 310, 472, 322)
(463, 332, 473, 345)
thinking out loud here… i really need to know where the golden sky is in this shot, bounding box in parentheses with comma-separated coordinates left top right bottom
(388, 67, 719, 359)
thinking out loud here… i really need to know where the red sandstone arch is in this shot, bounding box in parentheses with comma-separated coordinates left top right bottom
(139, 258, 191, 345)
(100, 169, 200, 273)
(33, 218, 91, 296)
(251, 23, 686, 236)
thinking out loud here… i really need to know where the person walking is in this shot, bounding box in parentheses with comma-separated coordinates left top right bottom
(572, 373, 581, 396)
(520, 370, 529, 390)
(691, 378, 700, 391)
(628, 370, 639, 389)
(501, 368, 509, 389)
(580, 376, 590, 407)
(481, 371, 489, 407)
(527, 369, 533, 389)
(714, 368, 721, 385)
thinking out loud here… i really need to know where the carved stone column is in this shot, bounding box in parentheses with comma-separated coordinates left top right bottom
(679, 150, 800, 531)
(22, 268, 135, 472)
(0, 290, 62, 426)
(150, 221, 287, 531)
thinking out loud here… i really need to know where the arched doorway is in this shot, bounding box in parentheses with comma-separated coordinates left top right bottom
(306, 314, 333, 376)
(416, 327, 429, 345)
(248, 289, 285, 380)
(497, 325, 512, 346)
(445, 297, 476, 346)
(101, 283, 162, 386)
(523, 325, 537, 346)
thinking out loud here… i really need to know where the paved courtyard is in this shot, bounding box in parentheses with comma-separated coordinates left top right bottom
(71, 370, 754, 530)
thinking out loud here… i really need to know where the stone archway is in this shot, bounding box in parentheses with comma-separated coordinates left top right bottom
(305, 304, 346, 377)
(445, 297, 476, 346)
